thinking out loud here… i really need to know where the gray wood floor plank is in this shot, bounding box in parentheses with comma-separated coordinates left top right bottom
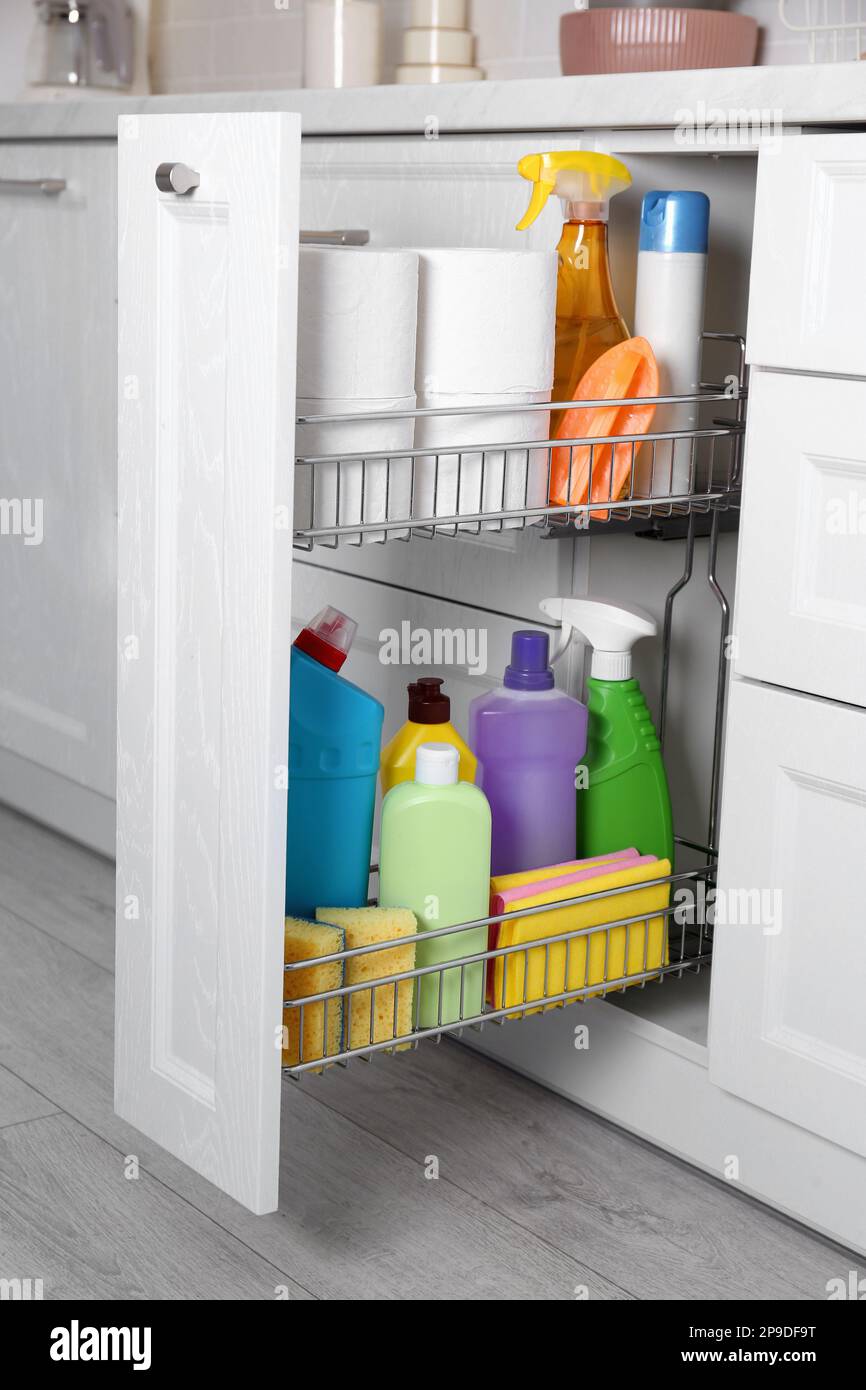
(0, 804, 114, 969)
(0, 906, 626, 1300)
(2, 815, 861, 1301)
(305, 1038, 865, 1302)
(0, 1112, 313, 1301)
(0, 1063, 58, 1130)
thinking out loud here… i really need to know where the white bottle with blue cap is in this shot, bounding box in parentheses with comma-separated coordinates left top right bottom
(633, 190, 710, 500)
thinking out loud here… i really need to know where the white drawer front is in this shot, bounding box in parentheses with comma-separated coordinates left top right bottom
(710, 678, 866, 1157)
(747, 132, 866, 375)
(734, 370, 866, 707)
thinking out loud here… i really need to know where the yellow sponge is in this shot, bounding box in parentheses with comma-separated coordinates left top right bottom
(283, 917, 344, 1069)
(316, 906, 416, 1051)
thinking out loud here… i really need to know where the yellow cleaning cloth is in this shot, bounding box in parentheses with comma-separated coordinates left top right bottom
(491, 849, 639, 896)
(283, 917, 344, 1069)
(492, 858, 671, 1018)
(316, 906, 416, 1051)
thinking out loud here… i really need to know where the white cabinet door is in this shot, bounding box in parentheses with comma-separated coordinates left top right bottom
(0, 142, 116, 828)
(709, 677, 866, 1157)
(115, 113, 301, 1215)
(733, 369, 866, 707)
(747, 132, 866, 374)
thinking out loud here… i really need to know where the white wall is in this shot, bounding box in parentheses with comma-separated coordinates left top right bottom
(0, 0, 36, 102)
(148, 0, 813, 96)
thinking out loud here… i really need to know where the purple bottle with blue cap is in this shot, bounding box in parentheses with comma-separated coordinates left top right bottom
(468, 630, 588, 876)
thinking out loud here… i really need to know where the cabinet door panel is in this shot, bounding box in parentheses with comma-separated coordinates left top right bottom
(747, 132, 866, 375)
(0, 142, 116, 796)
(733, 370, 866, 707)
(709, 678, 866, 1156)
(115, 113, 301, 1215)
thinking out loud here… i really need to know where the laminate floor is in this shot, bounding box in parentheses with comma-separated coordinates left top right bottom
(0, 804, 862, 1301)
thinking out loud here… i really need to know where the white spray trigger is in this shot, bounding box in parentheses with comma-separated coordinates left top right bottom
(540, 596, 657, 681)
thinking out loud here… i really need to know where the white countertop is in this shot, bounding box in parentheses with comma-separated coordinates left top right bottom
(0, 64, 864, 141)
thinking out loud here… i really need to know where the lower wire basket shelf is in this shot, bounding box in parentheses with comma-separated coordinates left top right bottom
(282, 858, 714, 1079)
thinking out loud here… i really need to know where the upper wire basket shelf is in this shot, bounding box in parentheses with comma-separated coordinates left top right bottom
(293, 332, 746, 550)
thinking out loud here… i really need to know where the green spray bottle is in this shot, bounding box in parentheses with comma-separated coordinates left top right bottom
(540, 597, 674, 867)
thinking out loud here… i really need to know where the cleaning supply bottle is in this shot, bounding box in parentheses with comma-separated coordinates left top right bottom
(468, 631, 588, 876)
(516, 151, 632, 428)
(380, 677, 477, 794)
(540, 596, 674, 866)
(379, 743, 491, 1028)
(633, 190, 710, 498)
(285, 605, 384, 919)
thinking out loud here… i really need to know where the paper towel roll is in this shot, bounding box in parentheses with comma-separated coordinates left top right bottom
(295, 396, 416, 546)
(415, 249, 557, 397)
(413, 391, 551, 533)
(298, 246, 419, 401)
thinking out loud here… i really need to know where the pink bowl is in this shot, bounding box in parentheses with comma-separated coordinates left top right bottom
(560, 8, 759, 74)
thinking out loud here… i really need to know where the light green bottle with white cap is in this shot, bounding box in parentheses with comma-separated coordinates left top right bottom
(379, 742, 491, 1029)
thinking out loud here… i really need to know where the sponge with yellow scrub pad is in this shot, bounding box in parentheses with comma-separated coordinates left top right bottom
(283, 917, 345, 1069)
(490, 855, 671, 1016)
(316, 906, 416, 1051)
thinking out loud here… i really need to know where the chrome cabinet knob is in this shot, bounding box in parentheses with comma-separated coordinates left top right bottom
(155, 162, 200, 196)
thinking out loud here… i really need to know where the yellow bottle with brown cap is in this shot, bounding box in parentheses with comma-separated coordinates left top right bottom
(380, 678, 477, 795)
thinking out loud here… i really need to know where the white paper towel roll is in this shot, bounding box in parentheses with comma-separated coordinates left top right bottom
(415, 249, 557, 397)
(413, 391, 551, 533)
(295, 396, 416, 546)
(298, 246, 419, 401)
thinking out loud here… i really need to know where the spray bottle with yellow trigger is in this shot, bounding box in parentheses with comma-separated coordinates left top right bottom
(517, 152, 632, 428)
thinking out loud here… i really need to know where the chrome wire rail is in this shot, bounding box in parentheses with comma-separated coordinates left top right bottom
(292, 333, 746, 549)
(282, 859, 714, 1078)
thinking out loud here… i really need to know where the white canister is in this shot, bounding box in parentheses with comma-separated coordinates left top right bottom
(633, 191, 710, 500)
(395, 63, 484, 84)
(410, 0, 468, 27)
(402, 27, 474, 65)
(304, 1, 382, 89)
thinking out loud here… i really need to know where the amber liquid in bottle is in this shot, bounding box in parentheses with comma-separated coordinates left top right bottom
(553, 220, 629, 432)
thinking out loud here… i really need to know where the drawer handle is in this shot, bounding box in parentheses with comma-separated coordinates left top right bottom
(300, 230, 370, 246)
(0, 177, 66, 196)
(154, 162, 201, 196)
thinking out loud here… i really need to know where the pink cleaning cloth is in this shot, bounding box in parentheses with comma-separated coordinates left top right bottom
(491, 852, 649, 913)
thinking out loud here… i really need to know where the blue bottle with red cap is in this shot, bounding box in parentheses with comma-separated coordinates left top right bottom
(469, 630, 588, 876)
(286, 606, 384, 918)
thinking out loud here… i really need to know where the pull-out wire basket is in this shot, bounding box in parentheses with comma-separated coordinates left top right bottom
(283, 334, 745, 1078)
(283, 857, 714, 1078)
(293, 332, 746, 550)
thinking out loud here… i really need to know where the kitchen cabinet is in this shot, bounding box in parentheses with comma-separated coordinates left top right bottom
(709, 677, 866, 1158)
(747, 132, 866, 377)
(0, 141, 116, 855)
(112, 108, 866, 1253)
(733, 370, 866, 707)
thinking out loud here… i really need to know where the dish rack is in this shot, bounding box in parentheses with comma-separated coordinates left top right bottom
(778, 0, 866, 60)
(293, 332, 746, 549)
(284, 334, 746, 1079)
